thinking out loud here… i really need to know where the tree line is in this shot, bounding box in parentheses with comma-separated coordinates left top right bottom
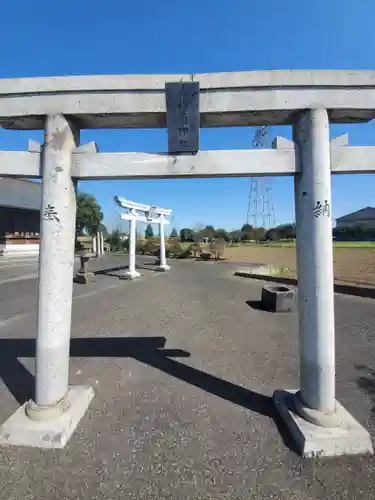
(74, 192, 296, 245)
(75, 191, 375, 249)
(178, 223, 296, 243)
(178, 224, 375, 243)
(333, 225, 375, 241)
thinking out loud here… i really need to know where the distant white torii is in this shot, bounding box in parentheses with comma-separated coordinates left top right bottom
(114, 196, 172, 279)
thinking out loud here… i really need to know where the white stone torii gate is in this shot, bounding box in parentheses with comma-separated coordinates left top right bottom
(0, 71, 374, 456)
(114, 196, 172, 279)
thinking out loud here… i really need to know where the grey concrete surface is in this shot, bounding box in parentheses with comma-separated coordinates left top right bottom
(2, 70, 375, 130)
(5, 143, 375, 182)
(0, 254, 373, 499)
(0, 385, 95, 449)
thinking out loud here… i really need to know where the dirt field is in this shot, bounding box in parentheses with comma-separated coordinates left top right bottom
(224, 245, 375, 287)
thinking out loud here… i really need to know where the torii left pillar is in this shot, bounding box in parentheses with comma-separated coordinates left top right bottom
(0, 115, 94, 449)
(120, 216, 140, 280)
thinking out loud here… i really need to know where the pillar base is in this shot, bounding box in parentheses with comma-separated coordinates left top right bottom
(73, 272, 94, 284)
(0, 385, 94, 449)
(156, 265, 171, 272)
(273, 389, 373, 457)
(293, 390, 344, 428)
(119, 270, 141, 280)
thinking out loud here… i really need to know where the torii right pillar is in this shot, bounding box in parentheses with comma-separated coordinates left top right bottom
(273, 109, 373, 457)
(156, 214, 170, 272)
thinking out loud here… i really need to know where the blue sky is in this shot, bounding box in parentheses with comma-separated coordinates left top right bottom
(0, 0, 374, 233)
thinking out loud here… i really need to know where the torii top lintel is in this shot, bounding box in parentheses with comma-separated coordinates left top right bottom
(114, 196, 172, 217)
(1, 70, 375, 130)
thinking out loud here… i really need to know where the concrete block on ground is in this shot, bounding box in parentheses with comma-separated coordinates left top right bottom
(156, 265, 171, 272)
(0, 386, 94, 449)
(261, 285, 294, 312)
(234, 265, 286, 277)
(119, 270, 141, 280)
(73, 272, 94, 284)
(273, 389, 373, 458)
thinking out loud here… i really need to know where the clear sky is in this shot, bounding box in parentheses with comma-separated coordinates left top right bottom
(0, 0, 374, 233)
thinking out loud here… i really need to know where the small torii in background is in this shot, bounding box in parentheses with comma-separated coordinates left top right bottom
(114, 196, 172, 279)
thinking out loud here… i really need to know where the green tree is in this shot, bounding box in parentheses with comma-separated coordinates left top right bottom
(107, 229, 122, 251)
(98, 223, 108, 237)
(145, 224, 154, 239)
(241, 223, 254, 241)
(275, 223, 295, 240)
(265, 228, 281, 241)
(333, 225, 375, 242)
(108, 229, 121, 251)
(76, 192, 103, 237)
(241, 223, 253, 234)
(203, 225, 215, 241)
(230, 230, 242, 242)
(170, 227, 178, 238)
(252, 227, 266, 241)
(180, 228, 195, 242)
(215, 228, 230, 242)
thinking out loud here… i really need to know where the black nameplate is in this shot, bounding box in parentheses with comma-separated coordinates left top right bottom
(166, 81, 200, 153)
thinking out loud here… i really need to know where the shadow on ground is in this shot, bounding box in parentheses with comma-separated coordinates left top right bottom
(0, 336, 296, 452)
(94, 264, 158, 277)
(245, 300, 265, 311)
(356, 364, 375, 415)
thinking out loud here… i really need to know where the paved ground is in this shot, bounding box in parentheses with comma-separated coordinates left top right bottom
(0, 253, 374, 499)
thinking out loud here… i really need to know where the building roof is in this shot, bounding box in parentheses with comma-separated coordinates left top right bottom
(336, 207, 375, 222)
(0, 177, 41, 211)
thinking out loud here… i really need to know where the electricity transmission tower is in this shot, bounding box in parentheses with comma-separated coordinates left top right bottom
(245, 126, 276, 228)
